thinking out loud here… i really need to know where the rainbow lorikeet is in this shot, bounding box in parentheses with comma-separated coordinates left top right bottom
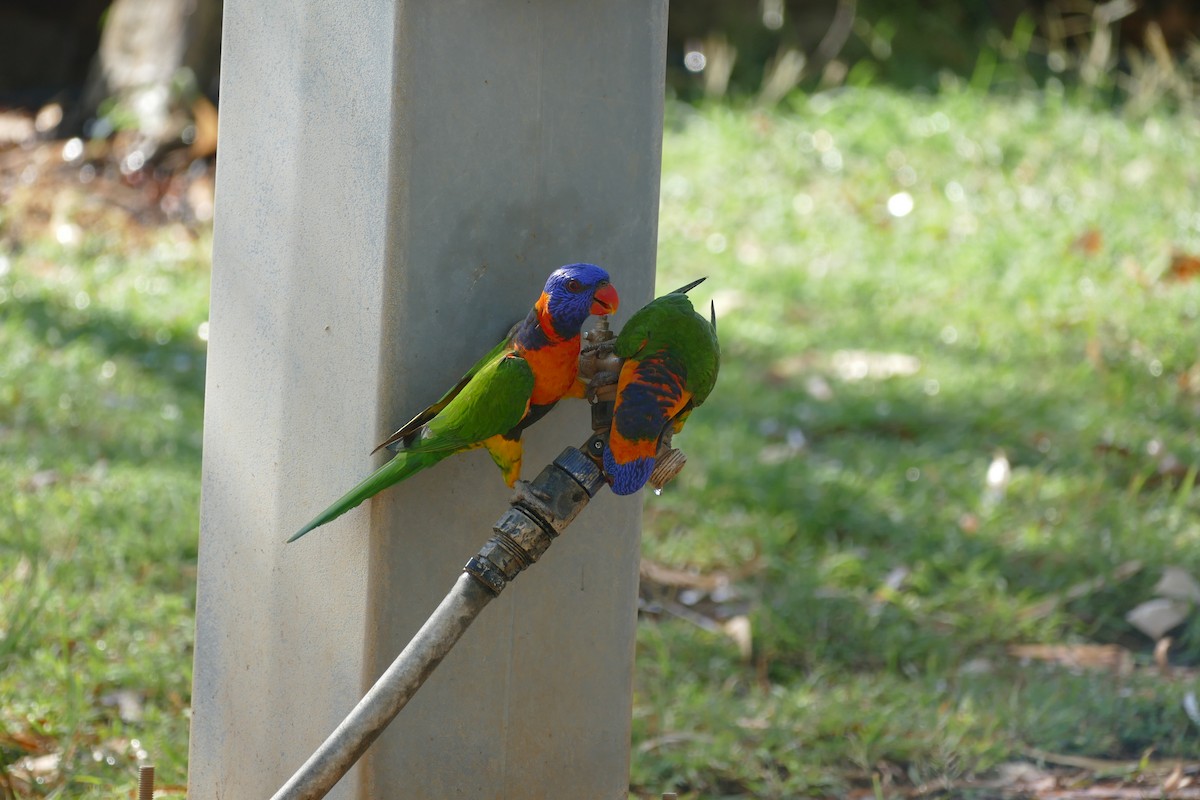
(603, 277, 719, 495)
(288, 263, 619, 543)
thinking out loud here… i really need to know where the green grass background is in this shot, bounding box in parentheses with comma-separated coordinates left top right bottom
(4, 79, 1200, 798)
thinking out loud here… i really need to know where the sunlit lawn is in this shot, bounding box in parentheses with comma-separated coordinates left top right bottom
(637, 86, 1200, 795)
(4, 81, 1200, 797)
(0, 201, 206, 796)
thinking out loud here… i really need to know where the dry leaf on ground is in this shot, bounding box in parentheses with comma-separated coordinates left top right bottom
(1165, 251, 1200, 282)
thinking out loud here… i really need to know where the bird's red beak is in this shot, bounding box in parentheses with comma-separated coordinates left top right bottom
(590, 283, 619, 316)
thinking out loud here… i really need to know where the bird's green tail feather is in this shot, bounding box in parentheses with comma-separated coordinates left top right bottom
(287, 449, 443, 543)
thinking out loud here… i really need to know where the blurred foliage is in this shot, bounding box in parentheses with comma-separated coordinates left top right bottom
(5, 3, 1200, 797)
(667, 0, 1002, 96)
(635, 82, 1200, 795)
(0, 157, 207, 798)
(667, 0, 1200, 114)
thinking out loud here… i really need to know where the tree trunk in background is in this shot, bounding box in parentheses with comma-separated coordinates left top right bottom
(63, 0, 222, 148)
(0, 0, 108, 103)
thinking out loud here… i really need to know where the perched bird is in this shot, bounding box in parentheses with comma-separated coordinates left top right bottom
(603, 277, 720, 495)
(288, 263, 619, 542)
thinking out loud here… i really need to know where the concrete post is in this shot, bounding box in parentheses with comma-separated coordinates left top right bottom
(189, 2, 666, 798)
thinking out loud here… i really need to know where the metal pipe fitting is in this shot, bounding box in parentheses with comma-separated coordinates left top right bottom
(270, 446, 606, 800)
(466, 447, 605, 594)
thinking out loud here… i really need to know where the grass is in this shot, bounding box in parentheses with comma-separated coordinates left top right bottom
(5, 82, 1200, 796)
(0, 194, 208, 796)
(637, 85, 1200, 795)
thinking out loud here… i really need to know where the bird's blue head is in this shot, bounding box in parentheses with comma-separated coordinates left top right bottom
(537, 263, 619, 340)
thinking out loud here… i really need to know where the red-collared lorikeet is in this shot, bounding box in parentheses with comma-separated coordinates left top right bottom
(602, 277, 719, 495)
(288, 263, 619, 542)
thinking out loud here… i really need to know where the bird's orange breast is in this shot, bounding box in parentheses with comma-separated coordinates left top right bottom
(518, 337, 581, 406)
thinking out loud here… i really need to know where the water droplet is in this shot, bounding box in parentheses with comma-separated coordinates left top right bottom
(62, 137, 84, 162)
(35, 102, 62, 132)
(662, 175, 690, 199)
(887, 192, 914, 218)
(761, 0, 785, 29)
(122, 149, 146, 174)
(56, 223, 81, 246)
(951, 214, 978, 237)
(736, 239, 763, 265)
(786, 428, 807, 449)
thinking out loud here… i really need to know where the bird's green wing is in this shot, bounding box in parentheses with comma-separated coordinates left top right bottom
(287, 351, 534, 543)
(401, 351, 536, 455)
(612, 287, 720, 409)
(373, 322, 519, 453)
(613, 293, 694, 359)
(683, 303, 720, 408)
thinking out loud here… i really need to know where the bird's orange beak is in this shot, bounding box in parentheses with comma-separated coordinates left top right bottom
(591, 283, 619, 316)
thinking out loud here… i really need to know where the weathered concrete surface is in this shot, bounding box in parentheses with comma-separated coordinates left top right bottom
(190, 0, 666, 797)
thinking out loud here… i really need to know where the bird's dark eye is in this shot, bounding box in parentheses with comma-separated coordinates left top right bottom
(566, 278, 583, 293)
